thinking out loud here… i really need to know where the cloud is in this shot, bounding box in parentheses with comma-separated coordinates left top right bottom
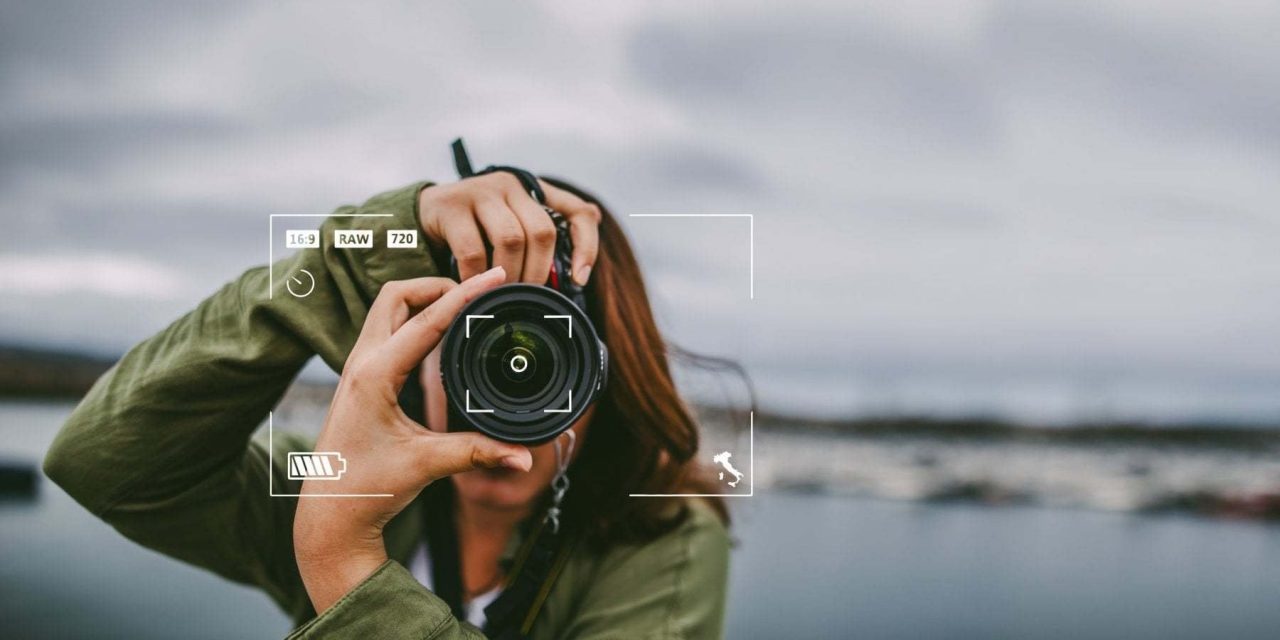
(989, 2, 1280, 151)
(626, 15, 997, 150)
(1, 0, 1278, 422)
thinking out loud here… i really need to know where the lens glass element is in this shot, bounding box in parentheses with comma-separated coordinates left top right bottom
(480, 321, 555, 402)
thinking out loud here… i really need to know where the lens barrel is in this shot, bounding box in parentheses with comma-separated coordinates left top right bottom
(440, 284, 607, 444)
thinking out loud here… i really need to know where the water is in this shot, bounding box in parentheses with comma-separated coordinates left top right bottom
(4, 402, 1279, 639)
(726, 496, 1280, 639)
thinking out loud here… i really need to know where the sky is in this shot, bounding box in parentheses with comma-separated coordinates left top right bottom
(1, 0, 1278, 424)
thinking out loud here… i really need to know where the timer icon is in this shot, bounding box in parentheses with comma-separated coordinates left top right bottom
(286, 269, 316, 298)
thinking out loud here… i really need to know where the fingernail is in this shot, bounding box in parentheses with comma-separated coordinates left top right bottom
(501, 454, 530, 471)
(484, 266, 505, 280)
(574, 265, 592, 286)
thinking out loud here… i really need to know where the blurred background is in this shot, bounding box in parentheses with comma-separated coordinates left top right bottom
(2, 1, 1278, 638)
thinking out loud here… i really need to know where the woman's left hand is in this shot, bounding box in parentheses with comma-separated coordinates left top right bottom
(293, 266, 532, 613)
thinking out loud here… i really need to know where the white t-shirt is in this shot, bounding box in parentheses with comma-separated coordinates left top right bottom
(408, 542, 502, 629)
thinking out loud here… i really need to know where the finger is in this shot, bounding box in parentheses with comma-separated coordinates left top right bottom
(566, 213, 599, 286)
(378, 266, 506, 377)
(507, 192, 557, 284)
(364, 277, 458, 340)
(415, 432, 532, 481)
(475, 199, 524, 283)
(540, 181, 601, 285)
(423, 347, 447, 433)
(443, 214, 488, 282)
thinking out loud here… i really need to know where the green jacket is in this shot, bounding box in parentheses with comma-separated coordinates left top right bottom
(43, 183, 731, 639)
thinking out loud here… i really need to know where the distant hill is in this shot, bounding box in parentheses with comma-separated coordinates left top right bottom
(699, 407, 1280, 448)
(0, 345, 117, 398)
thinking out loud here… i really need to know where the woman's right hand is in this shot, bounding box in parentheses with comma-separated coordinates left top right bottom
(293, 267, 532, 613)
(418, 173, 602, 286)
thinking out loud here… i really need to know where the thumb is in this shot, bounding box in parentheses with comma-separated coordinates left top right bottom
(416, 432, 533, 480)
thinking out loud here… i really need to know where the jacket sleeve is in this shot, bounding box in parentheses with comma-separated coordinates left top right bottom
(284, 561, 488, 639)
(43, 182, 439, 620)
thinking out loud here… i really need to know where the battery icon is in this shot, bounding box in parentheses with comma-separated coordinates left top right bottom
(287, 452, 348, 480)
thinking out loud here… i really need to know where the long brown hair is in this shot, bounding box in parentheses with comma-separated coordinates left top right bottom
(541, 177, 733, 549)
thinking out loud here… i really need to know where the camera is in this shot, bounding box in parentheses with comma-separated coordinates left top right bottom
(437, 139, 609, 444)
(441, 283, 607, 444)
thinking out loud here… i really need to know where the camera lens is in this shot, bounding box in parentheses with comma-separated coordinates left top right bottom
(440, 284, 608, 444)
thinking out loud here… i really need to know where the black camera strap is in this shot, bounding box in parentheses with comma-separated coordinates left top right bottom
(422, 483, 466, 620)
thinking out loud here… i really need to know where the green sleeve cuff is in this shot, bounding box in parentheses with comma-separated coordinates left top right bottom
(286, 560, 484, 639)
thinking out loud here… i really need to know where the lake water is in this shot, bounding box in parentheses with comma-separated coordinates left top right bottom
(3, 402, 1279, 639)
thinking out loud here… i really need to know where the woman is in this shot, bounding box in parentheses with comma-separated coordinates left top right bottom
(44, 170, 732, 639)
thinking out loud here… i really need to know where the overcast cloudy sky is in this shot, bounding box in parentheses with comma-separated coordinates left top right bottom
(2, 0, 1278, 423)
